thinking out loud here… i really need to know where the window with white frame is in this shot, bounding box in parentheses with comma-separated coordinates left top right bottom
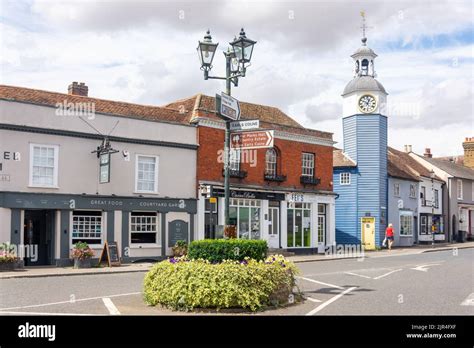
(301, 153, 314, 177)
(72, 211, 102, 245)
(409, 184, 416, 198)
(265, 148, 277, 176)
(420, 215, 428, 234)
(393, 183, 400, 197)
(130, 212, 159, 245)
(434, 189, 439, 208)
(400, 214, 413, 236)
(29, 144, 59, 187)
(229, 199, 261, 240)
(421, 186, 426, 206)
(457, 179, 463, 200)
(229, 149, 241, 171)
(340, 172, 351, 185)
(135, 155, 158, 193)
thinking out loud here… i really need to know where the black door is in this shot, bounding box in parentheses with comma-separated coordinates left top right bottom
(23, 210, 54, 266)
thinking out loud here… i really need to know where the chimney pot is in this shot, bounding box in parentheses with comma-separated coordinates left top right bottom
(68, 81, 88, 97)
(404, 145, 412, 153)
(423, 148, 432, 158)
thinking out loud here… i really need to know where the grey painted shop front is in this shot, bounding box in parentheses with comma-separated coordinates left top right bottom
(1, 192, 197, 266)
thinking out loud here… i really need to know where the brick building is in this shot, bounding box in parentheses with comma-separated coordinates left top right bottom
(165, 94, 336, 253)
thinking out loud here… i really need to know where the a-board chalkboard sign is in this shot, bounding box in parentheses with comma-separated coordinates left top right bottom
(168, 220, 189, 247)
(98, 241, 121, 267)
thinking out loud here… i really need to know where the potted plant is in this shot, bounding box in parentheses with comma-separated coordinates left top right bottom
(172, 240, 188, 257)
(0, 243, 22, 271)
(71, 242, 94, 268)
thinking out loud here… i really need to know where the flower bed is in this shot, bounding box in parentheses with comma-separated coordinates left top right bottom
(0, 243, 23, 271)
(143, 255, 298, 311)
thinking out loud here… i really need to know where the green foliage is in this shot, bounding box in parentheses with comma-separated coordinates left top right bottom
(143, 255, 299, 311)
(187, 239, 268, 263)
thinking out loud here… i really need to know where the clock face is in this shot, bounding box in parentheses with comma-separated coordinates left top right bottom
(358, 94, 377, 113)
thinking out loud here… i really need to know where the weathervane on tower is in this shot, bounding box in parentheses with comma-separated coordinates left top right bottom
(359, 11, 373, 45)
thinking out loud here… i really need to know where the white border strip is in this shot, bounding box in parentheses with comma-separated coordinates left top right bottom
(306, 287, 357, 316)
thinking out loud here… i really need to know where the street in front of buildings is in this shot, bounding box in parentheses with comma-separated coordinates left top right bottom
(1, 249, 472, 316)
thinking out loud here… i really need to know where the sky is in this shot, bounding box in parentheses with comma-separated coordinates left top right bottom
(0, 0, 473, 156)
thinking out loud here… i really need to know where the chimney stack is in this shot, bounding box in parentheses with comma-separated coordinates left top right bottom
(404, 145, 412, 153)
(463, 137, 474, 169)
(423, 148, 432, 158)
(68, 82, 88, 96)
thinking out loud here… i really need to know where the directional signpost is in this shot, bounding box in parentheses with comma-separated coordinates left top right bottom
(216, 92, 240, 120)
(230, 119, 259, 131)
(230, 130, 274, 150)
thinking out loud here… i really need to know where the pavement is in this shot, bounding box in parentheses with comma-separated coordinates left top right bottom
(0, 241, 472, 279)
(0, 248, 472, 315)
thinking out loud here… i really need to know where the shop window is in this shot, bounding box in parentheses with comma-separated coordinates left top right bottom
(287, 202, 311, 248)
(130, 212, 159, 245)
(72, 211, 102, 245)
(229, 199, 261, 240)
(400, 214, 413, 236)
(29, 144, 59, 187)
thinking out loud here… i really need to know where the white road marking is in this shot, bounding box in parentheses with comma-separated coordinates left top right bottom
(102, 297, 121, 315)
(461, 293, 474, 306)
(0, 291, 141, 312)
(344, 272, 372, 279)
(297, 276, 344, 290)
(306, 297, 322, 303)
(0, 311, 95, 316)
(410, 264, 442, 272)
(373, 269, 402, 280)
(306, 287, 357, 316)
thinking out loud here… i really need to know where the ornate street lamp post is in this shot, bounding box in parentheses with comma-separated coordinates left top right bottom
(197, 29, 256, 231)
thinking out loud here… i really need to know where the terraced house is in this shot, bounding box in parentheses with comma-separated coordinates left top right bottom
(163, 94, 337, 254)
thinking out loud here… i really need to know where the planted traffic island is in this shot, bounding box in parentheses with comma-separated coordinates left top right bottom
(143, 239, 300, 312)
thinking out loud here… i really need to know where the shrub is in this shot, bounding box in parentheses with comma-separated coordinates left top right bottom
(188, 239, 268, 263)
(0, 243, 18, 263)
(143, 255, 298, 311)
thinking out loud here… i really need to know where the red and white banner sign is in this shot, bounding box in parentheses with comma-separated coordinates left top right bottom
(230, 130, 274, 150)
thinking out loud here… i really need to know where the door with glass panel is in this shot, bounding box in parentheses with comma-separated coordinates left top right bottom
(268, 207, 279, 248)
(317, 204, 326, 253)
(287, 203, 311, 248)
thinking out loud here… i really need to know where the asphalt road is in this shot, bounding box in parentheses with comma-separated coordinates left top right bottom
(0, 248, 472, 315)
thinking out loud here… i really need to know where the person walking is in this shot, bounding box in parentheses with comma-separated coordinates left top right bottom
(385, 223, 394, 250)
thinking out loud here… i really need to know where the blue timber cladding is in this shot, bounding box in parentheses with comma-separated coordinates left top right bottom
(334, 167, 359, 244)
(336, 114, 388, 246)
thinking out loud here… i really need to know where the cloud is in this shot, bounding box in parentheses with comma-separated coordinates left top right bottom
(1, 0, 473, 156)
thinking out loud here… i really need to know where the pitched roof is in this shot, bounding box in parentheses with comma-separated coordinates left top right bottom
(388, 147, 442, 181)
(333, 149, 357, 168)
(0, 85, 190, 125)
(434, 155, 464, 166)
(0, 85, 333, 141)
(164, 94, 333, 140)
(420, 156, 474, 180)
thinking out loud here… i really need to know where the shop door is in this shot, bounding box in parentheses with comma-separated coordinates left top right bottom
(268, 207, 279, 248)
(361, 217, 375, 250)
(24, 210, 54, 266)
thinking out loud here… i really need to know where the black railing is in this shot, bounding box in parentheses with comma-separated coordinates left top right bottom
(300, 176, 320, 185)
(222, 169, 247, 179)
(264, 173, 287, 182)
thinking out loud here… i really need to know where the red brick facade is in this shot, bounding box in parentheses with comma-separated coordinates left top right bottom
(197, 126, 334, 192)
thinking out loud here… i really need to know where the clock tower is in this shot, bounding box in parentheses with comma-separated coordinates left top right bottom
(336, 13, 388, 249)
